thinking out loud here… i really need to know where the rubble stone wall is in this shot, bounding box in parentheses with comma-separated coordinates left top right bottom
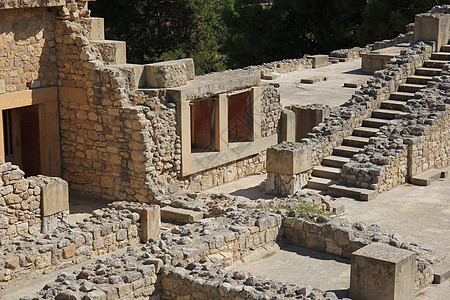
(281, 217, 438, 290)
(261, 84, 282, 137)
(0, 206, 141, 289)
(0, 7, 58, 93)
(408, 113, 450, 177)
(0, 163, 42, 244)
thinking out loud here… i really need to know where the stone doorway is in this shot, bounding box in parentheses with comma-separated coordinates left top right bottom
(3, 105, 42, 176)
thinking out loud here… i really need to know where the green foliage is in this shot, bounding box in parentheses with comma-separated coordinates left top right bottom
(91, 0, 229, 74)
(91, 0, 450, 73)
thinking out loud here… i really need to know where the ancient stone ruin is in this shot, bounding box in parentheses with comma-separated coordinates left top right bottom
(0, 0, 449, 299)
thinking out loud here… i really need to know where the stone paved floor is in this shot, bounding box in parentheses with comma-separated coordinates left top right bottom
(266, 59, 372, 107)
(208, 173, 450, 299)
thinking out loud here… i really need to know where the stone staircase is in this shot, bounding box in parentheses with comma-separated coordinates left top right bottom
(306, 45, 450, 200)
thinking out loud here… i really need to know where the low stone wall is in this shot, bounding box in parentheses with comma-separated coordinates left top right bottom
(407, 113, 450, 177)
(0, 207, 141, 289)
(183, 152, 266, 191)
(281, 217, 440, 290)
(0, 163, 42, 244)
(161, 263, 334, 300)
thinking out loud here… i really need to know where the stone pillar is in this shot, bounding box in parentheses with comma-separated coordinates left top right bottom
(350, 243, 416, 300)
(30, 176, 69, 233)
(266, 143, 312, 195)
(414, 13, 450, 51)
(280, 109, 296, 142)
(141, 205, 161, 242)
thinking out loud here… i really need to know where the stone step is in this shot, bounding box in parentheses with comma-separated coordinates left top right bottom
(433, 258, 450, 284)
(423, 59, 450, 68)
(380, 100, 407, 110)
(406, 75, 433, 85)
(352, 127, 380, 138)
(410, 168, 448, 186)
(83, 17, 105, 40)
(431, 52, 450, 61)
(160, 206, 203, 224)
(362, 117, 390, 128)
(333, 145, 362, 158)
(372, 109, 407, 120)
(342, 136, 370, 148)
(390, 92, 415, 101)
(322, 155, 351, 168)
(312, 166, 342, 180)
(440, 45, 450, 52)
(91, 40, 127, 65)
(415, 67, 442, 77)
(328, 184, 378, 201)
(398, 83, 426, 93)
(307, 177, 337, 191)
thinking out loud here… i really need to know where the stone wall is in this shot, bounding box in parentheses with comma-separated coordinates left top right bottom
(0, 163, 42, 244)
(281, 217, 440, 290)
(0, 7, 57, 93)
(183, 152, 266, 192)
(0, 206, 141, 289)
(260, 84, 282, 137)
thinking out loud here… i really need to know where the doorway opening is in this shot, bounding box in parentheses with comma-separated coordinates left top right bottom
(3, 105, 41, 176)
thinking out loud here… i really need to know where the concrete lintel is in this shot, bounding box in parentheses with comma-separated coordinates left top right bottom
(167, 70, 260, 102)
(0, 87, 57, 110)
(184, 135, 278, 176)
(0, 0, 65, 10)
(266, 143, 312, 175)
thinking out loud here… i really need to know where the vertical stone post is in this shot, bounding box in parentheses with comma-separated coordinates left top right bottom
(280, 109, 296, 142)
(414, 13, 450, 51)
(141, 205, 161, 242)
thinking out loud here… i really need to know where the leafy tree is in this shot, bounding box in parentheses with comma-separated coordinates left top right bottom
(90, 0, 229, 74)
(358, 0, 450, 45)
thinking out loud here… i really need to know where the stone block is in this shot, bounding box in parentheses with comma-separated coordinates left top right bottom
(266, 144, 313, 175)
(309, 55, 329, 68)
(32, 176, 69, 217)
(350, 243, 416, 300)
(91, 40, 127, 65)
(161, 206, 203, 224)
(0, 0, 65, 9)
(141, 205, 161, 242)
(414, 13, 450, 52)
(361, 53, 395, 73)
(145, 58, 195, 88)
(83, 17, 105, 41)
(432, 258, 450, 284)
(411, 168, 443, 186)
(280, 109, 296, 142)
(300, 76, 327, 84)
